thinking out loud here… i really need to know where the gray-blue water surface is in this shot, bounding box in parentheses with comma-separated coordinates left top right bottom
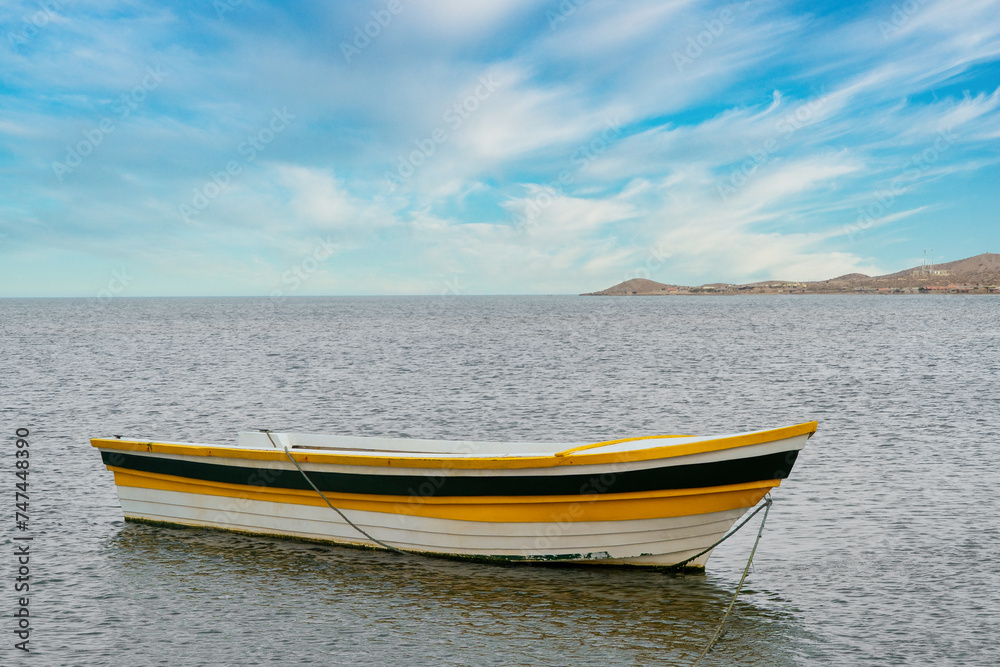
(1, 295, 997, 665)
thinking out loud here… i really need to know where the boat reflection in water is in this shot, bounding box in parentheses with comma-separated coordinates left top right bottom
(106, 521, 811, 665)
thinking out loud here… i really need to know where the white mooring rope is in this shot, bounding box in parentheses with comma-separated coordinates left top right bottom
(692, 495, 772, 665)
(281, 444, 405, 554)
(261, 430, 404, 554)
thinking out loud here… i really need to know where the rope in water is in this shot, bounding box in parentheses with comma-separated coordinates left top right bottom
(692, 495, 772, 665)
(262, 431, 404, 554)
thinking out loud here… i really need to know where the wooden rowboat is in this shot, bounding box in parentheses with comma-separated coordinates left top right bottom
(92, 421, 816, 568)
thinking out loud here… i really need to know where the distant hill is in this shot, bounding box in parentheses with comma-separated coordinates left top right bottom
(818, 253, 1000, 288)
(875, 252, 1000, 281)
(581, 278, 683, 295)
(583, 253, 1000, 295)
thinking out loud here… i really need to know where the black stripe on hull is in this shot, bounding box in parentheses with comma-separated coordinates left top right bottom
(102, 450, 799, 497)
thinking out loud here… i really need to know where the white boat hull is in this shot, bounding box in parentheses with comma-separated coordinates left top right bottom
(93, 422, 816, 568)
(115, 484, 753, 566)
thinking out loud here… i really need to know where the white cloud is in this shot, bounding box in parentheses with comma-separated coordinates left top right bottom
(2, 0, 999, 296)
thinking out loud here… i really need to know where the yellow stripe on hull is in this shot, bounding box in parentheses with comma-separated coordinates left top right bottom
(109, 466, 777, 523)
(92, 421, 817, 470)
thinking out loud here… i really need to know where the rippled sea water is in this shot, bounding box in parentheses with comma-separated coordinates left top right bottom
(2, 295, 998, 665)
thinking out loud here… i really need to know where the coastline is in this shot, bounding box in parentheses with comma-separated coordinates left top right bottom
(582, 288, 1000, 296)
(582, 253, 1000, 296)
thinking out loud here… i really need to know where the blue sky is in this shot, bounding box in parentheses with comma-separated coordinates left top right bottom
(1, 0, 998, 297)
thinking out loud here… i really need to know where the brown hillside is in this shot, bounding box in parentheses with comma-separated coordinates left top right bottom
(583, 278, 680, 295)
(877, 253, 1000, 280)
(834, 252, 1000, 288)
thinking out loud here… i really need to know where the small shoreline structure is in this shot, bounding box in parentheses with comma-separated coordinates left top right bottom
(583, 253, 1000, 295)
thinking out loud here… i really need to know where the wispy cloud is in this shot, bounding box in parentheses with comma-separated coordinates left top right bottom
(1, 0, 998, 296)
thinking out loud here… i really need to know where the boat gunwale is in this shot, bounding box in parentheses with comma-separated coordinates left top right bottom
(91, 421, 817, 470)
